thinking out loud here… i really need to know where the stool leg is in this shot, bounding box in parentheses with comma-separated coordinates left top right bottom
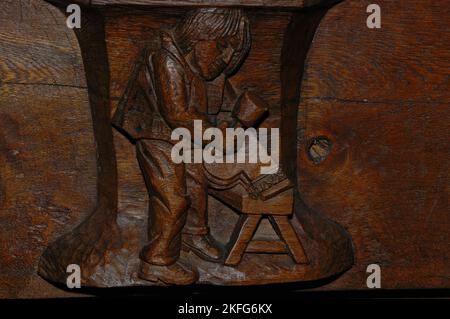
(269, 215, 308, 264)
(225, 215, 262, 266)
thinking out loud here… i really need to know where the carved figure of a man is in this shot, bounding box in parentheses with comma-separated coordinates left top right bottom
(113, 8, 251, 284)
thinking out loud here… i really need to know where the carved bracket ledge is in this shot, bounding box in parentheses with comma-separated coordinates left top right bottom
(39, 0, 354, 288)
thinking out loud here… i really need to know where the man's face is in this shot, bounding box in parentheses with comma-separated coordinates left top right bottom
(193, 36, 240, 81)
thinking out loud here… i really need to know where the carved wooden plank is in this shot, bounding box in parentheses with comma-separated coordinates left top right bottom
(241, 189, 293, 215)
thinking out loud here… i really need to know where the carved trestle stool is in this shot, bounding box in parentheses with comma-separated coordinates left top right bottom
(207, 170, 309, 266)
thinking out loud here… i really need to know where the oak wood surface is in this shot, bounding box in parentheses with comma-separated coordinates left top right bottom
(50, 0, 338, 8)
(0, 0, 448, 296)
(0, 0, 96, 298)
(298, 0, 449, 289)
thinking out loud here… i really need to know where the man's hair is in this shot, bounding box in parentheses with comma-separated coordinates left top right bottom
(174, 8, 251, 76)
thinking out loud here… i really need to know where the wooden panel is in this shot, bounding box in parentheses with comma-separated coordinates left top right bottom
(297, 0, 450, 289)
(0, 0, 96, 298)
(302, 0, 450, 104)
(52, 0, 338, 8)
(0, 0, 448, 296)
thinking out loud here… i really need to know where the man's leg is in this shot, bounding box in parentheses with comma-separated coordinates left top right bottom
(183, 163, 223, 262)
(136, 139, 197, 284)
(184, 163, 208, 235)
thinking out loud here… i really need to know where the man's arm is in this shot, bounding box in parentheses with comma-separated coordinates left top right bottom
(153, 52, 213, 137)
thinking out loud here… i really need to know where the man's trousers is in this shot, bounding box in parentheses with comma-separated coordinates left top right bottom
(136, 139, 209, 266)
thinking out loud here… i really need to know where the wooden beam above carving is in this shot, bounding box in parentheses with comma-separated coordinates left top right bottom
(48, 0, 340, 8)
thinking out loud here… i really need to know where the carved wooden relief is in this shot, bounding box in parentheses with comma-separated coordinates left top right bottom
(2, 0, 449, 299)
(34, 1, 355, 287)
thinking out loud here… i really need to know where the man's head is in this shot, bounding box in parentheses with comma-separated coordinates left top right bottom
(174, 8, 251, 81)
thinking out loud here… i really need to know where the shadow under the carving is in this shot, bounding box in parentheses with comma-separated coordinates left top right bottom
(45, 269, 349, 298)
(43, 275, 450, 299)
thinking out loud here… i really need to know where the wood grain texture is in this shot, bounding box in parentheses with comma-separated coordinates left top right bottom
(225, 214, 262, 265)
(50, 0, 339, 8)
(297, 0, 450, 289)
(269, 215, 308, 263)
(0, 0, 448, 296)
(246, 240, 287, 253)
(81, 5, 352, 286)
(0, 0, 96, 298)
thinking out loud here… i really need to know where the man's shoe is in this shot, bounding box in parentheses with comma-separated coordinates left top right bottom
(182, 234, 223, 263)
(138, 260, 198, 285)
